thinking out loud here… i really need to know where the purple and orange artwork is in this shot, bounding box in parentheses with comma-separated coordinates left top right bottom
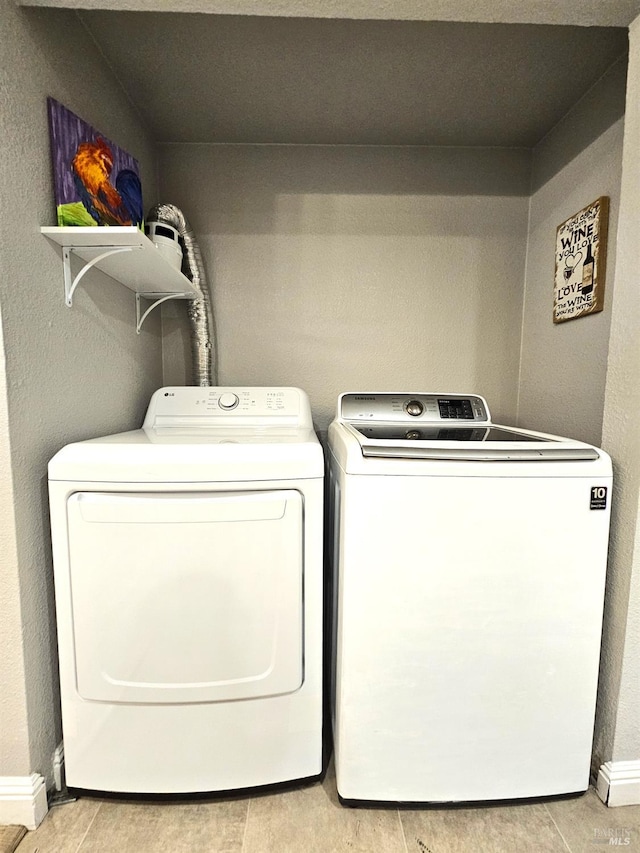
(47, 97, 143, 228)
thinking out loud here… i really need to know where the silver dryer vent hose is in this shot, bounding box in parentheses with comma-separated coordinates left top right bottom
(146, 203, 217, 387)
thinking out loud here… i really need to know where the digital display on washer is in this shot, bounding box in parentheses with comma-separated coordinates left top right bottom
(352, 426, 550, 442)
(437, 398, 475, 419)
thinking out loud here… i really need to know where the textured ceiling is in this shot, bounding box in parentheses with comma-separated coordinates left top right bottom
(75, 12, 629, 146)
(20, 0, 640, 27)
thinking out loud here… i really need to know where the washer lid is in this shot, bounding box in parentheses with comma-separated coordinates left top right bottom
(346, 422, 599, 462)
(332, 393, 601, 464)
(352, 425, 545, 442)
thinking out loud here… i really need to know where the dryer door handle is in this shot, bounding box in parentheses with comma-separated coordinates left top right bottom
(72, 491, 289, 523)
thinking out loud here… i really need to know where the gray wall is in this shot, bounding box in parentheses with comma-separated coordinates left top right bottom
(597, 15, 640, 770)
(0, 1, 160, 782)
(516, 62, 634, 780)
(517, 119, 623, 446)
(159, 144, 530, 432)
(517, 59, 626, 447)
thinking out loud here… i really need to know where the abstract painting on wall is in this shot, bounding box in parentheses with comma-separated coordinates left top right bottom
(47, 97, 143, 228)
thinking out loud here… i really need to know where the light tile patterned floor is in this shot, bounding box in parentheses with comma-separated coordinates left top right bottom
(14, 767, 640, 853)
(0, 827, 25, 853)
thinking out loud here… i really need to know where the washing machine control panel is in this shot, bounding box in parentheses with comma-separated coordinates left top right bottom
(340, 393, 490, 423)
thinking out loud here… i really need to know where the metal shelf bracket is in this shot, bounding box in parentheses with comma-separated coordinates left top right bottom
(63, 245, 138, 307)
(136, 292, 193, 334)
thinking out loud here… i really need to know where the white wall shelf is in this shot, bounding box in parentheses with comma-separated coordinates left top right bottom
(42, 226, 198, 333)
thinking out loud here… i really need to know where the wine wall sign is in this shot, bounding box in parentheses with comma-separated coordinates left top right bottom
(553, 196, 609, 324)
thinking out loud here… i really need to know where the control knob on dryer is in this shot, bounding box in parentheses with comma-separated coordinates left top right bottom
(218, 393, 239, 410)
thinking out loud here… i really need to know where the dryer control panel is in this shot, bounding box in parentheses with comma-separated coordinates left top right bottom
(144, 386, 313, 429)
(339, 393, 490, 423)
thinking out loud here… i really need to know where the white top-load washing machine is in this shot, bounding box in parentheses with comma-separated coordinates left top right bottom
(48, 386, 324, 795)
(328, 392, 612, 805)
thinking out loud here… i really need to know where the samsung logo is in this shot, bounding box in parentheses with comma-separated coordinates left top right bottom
(354, 396, 376, 400)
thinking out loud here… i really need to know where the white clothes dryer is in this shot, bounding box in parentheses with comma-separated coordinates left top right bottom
(48, 386, 324, 795)
(328, 392, 612, 805)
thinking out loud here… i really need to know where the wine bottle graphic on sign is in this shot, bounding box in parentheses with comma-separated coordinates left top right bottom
(582, 241, 595, 296)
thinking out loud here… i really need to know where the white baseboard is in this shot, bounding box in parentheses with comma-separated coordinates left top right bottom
(0, 774, 48, 829)
(597, 760, 640, 807)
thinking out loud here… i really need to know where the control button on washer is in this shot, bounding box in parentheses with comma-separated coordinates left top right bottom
(405, 400, 424, 417)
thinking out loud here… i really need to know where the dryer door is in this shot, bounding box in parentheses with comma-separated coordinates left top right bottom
(67, 490, 303, 704)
